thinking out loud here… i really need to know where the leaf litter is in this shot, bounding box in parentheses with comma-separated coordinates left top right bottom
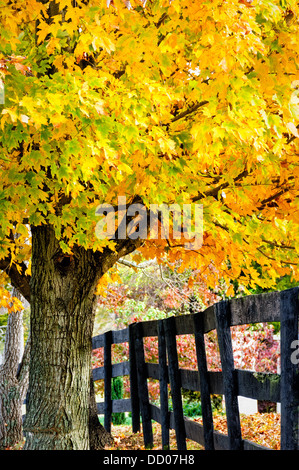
(105, 413, 281, 450)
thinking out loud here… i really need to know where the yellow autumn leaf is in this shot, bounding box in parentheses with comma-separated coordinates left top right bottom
(118, 161, 133, 175)
(37, 20, 51, 44)
(1, 107, 18, 123)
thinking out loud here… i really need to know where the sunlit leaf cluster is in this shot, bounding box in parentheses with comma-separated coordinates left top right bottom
(0, 0, 299, 305)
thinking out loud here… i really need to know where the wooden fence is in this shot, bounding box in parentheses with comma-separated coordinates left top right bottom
(92, 287, 299, 451)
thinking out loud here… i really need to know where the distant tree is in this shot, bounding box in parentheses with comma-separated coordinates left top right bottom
(0, 288, 29, 449)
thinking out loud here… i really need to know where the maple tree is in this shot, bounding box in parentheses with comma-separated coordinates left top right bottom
(0, 0, 299, 450)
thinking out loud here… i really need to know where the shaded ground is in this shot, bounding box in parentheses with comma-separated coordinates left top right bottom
(105, 413, 281, 450)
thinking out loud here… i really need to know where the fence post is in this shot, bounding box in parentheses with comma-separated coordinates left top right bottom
(158, 319, 170, 450)
(134, 322, 153, 448)
(280, 288, 299, 450)
(164, 316, 187, 451)
(104, 330, 112, 433)
(193, 311, 215, 450)
(129, 323, 140, 433)
(215, 301, 243, 450)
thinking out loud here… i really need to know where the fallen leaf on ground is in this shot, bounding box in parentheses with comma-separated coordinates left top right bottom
(106, 413, 281, 450)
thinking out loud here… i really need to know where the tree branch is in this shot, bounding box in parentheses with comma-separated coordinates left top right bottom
(0, 258, 31, 303)
(170, 100, 209, 124)
(117, 258, 157, 269)
(192, 169, 249, 202)
(257, 186, 292, 211)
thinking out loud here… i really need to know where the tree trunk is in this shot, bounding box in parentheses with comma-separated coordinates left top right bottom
(89, 376, 114, 450)
(21, 219, 140, 450)
(23, 225, 109, 450)
(0, 289, 29, 449)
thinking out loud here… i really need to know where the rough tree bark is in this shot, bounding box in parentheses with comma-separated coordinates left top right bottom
(23, 224, 139, 450)
(89, 376, 114, 450)
(23, 225, 102, 449)
(0, 289, 29, 449)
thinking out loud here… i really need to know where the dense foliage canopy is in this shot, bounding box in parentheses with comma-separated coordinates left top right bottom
(0, 0, 299, 298)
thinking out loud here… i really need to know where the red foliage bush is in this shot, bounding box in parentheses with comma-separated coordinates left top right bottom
(92, 319, 279, 402)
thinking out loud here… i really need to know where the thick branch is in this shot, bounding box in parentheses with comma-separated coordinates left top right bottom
(0, 258, 31, 303)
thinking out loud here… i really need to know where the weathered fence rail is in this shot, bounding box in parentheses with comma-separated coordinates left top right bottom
(92, 287, 299, 451)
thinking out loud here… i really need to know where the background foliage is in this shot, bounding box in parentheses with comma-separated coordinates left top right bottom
(92, 258, 287, 409)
